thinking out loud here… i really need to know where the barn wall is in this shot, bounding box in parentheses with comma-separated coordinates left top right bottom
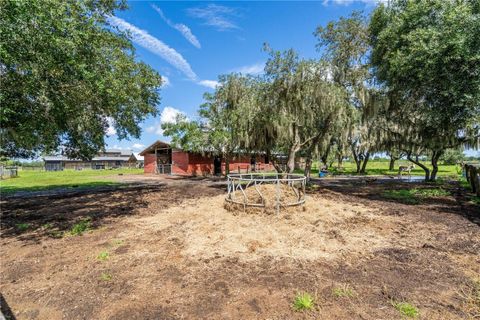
(171, 153, 269, 176)
(144, 153, 157, 173)
(172, 151, 189, 175)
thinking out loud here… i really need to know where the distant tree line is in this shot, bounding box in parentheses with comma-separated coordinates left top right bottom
(163, 0, 480, 181)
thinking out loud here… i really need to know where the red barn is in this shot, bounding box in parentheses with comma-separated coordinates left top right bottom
(139, 140, 271, 175)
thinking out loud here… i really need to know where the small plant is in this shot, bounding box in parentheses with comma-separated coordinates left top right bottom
(97, 251, 109, 261)
(15, 223, 30, 231)
(69, 217, 92, 236)
(333, 284, 356, 298)
(100, 272, 112, 281)
(293, 292, 315, 311)
(391, 301, 419, 318)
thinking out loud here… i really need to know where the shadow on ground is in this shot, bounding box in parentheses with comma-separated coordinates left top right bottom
(312, 178, 480, 226)
(0, 184, 166, 242)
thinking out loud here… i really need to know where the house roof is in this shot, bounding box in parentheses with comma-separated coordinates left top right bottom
(139, 140, 174, 156)
(104, 149, 133, 156)
(43, 149, 137, 162)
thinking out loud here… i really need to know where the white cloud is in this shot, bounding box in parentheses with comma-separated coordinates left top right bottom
(109, 16, 197, 80)
(198, 80, 219, 89)
(161, 106, 182, 124)
(233, 62, 264, 75)
(187, 4, 240, 31)
(105, 117, 116, 136)
(131, 143, 145, 150)
(152, 5, 201, 49)
(161, 75, 170, 88)
(146, 106, 184, 136)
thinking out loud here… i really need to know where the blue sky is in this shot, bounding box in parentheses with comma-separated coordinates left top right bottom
(105, 0, 379, 152)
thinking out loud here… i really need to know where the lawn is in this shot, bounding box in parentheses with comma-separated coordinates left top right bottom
(0, 168, 143, 194)
(304, 160, 461, 178)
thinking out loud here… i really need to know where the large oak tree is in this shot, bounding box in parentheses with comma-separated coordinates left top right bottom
(0, 0, 162, 159)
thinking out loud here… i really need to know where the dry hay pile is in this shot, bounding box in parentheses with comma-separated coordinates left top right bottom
(225, 183, 304, 214)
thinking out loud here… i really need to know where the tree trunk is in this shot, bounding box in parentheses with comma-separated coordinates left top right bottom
(360, 152, 370, 174)
(224, 154, 230, 176)
(304, 156, 312, 181)
(430, 150, 443, 181)
(286, 144, 299, 173)
(321, 143, 332, 168)
(389, 156, 396, 171)
(352, 147, 361, 173)
(338, 154, 343, 167)
(407, 153, 429, 181)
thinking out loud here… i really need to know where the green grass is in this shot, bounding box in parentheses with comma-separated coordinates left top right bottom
(391, 301, 419, 318)
(97, 251, 110, 261)
(298, 160, 460, 178)
(382, 187, 450, 204)
(100, 272, 112, 281)
(0, 168, 143, 194)
(16, 223, 31, 231)
(292, 292, 315, 311)
(332, 284, 356, 298)
(69, 218, 92, 236)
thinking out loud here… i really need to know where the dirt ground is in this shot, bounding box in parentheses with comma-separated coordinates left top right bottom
(1, 175, 479, 319)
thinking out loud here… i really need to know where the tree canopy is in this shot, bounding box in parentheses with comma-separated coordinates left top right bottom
(0, 0, 162, 159)
(370, 0, 480, 180)
(162, 0, 479, 181)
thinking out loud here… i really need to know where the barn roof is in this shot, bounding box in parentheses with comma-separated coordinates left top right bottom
(139, 140, 174, 156)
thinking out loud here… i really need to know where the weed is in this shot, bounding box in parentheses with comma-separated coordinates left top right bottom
(69, 217, 92, 236)
(293, 292, 315, 311)
(100, 272, 112, 281)
(333, 284, 356, 298)
(391, 301, 419, 318)
(15, 223, 30, 231)
(97, 251, 109, 261)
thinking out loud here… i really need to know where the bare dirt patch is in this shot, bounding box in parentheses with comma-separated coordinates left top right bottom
(1, 178, 479, 319)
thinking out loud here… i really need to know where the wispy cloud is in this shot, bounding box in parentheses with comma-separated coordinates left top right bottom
(233, 62, 264, 75)
(322, 0, 386, 6)
(152, 5, 201, 49)
(187, 4, 240, 31)
(198, 80, 219, 89)
(146, 106, 184, 135)
(109, 16, 197, 80)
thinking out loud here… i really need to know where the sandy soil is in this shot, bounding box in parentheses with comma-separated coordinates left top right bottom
(1, 178, 479, 319)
